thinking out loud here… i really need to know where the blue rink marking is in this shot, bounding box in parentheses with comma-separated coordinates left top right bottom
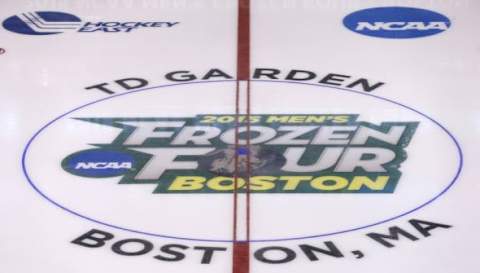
(21, 79, 464, 243)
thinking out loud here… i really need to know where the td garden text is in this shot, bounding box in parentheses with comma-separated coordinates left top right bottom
(62, 114, 418, 194)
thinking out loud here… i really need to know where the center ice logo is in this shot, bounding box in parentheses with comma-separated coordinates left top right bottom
(62, 114, 418, 194)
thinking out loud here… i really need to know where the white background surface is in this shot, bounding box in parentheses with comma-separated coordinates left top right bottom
(1, 0, 479, 272)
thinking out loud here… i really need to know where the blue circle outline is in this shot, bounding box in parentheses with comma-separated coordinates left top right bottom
(21, 79, 463, 243)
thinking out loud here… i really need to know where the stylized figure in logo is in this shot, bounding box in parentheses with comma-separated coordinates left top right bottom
(199, 145, 286, 176)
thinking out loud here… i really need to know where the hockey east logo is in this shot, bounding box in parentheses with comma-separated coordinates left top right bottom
(62, 114, 418, 194)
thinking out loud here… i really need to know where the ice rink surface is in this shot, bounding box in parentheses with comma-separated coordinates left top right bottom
(1, 1, 479, 272)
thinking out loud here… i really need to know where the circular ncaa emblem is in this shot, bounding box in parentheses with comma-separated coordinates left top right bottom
(343, 7, 451, 39)
(62, 149, 135, 178)
(22, 80, 461, 242)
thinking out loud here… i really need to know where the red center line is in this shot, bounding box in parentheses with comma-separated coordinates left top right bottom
(232, 0, 251, 273)
(233, 81, 240, 242)
(245, 79, 252, 242)
(237, 0, 250, 81)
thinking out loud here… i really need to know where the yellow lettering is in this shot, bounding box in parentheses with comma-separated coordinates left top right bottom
(311, 176, 349, 191)
(280, 176, 313, 190)
(207, 176, 245, 191)
(288, 115, 306, 123)
(249, 176, 277, 191)
(305, 115, 326, 123)
(348, 176, 389, 191)
(266, 115, 289, 123)
(169, 176, 206, 191)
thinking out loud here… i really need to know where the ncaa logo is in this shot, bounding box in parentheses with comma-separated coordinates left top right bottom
(62, 149, 135, 177)
(2, 11, 81, 35)
(343, 7, 451, 39)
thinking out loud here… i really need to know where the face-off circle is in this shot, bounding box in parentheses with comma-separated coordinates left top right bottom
(22, 80, 462, 242)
